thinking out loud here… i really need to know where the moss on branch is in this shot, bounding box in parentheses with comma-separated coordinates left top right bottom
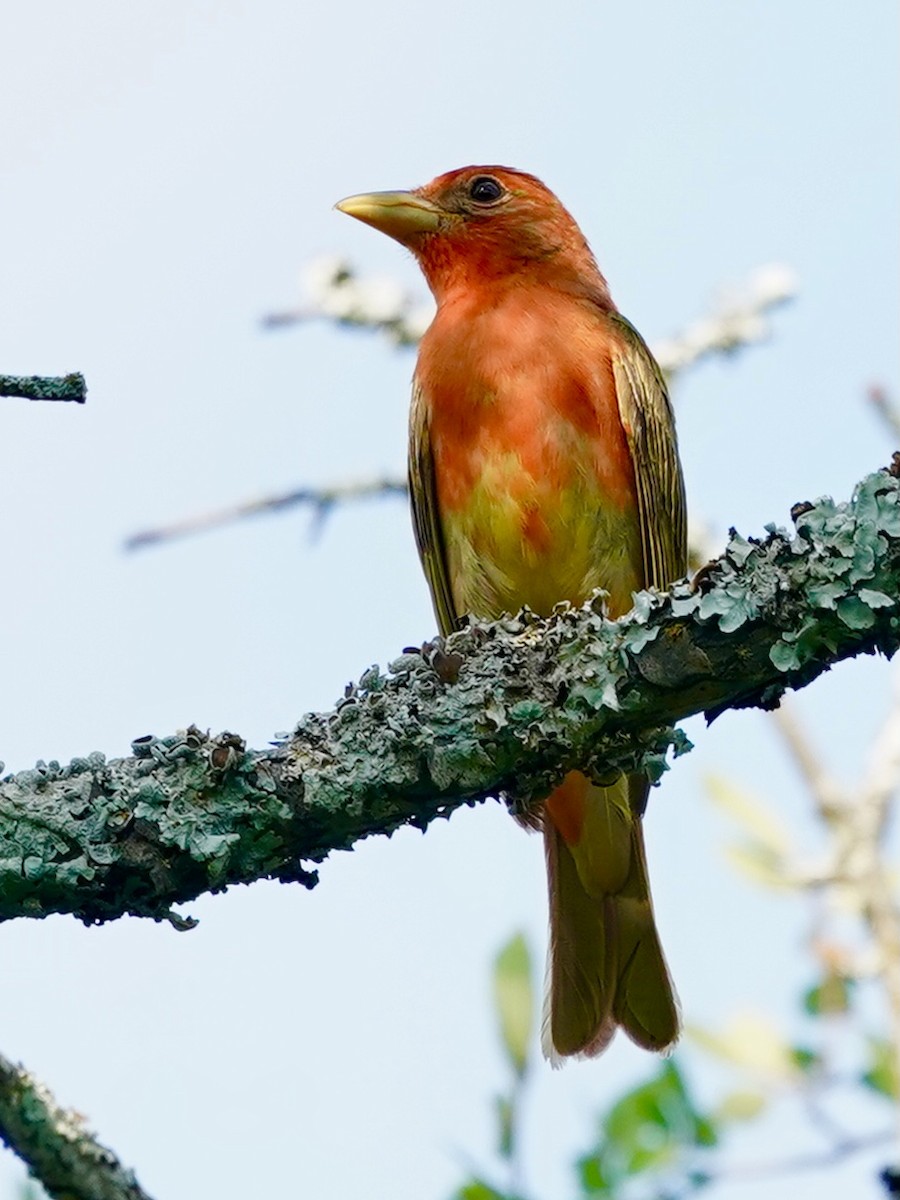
(0, 1053, 153, 1200)
(0, 373, 86, 403)
(2, 464, 899, 926)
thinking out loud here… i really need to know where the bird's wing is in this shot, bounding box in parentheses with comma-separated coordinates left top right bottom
(409, 378, 460, 636)
(608, 314, 688, 591)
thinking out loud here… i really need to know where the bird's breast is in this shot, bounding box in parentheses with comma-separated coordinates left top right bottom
(416, 292, 643, 620)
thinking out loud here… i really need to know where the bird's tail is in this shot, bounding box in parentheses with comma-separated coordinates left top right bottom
(541, 770, 679, 1061)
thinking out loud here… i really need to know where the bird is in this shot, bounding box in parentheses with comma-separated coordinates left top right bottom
(336, 166, 687, 1060)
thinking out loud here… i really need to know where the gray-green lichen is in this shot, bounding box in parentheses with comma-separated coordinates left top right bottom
(1, 464, 898, 926)
(0, 1052, 152, 1200)
(0, 372, 86, 403)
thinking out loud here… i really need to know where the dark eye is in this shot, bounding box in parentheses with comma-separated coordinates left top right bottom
(468, 176, 504, 204)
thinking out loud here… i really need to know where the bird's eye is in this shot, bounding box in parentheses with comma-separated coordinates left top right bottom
(468, 176, 504, 204)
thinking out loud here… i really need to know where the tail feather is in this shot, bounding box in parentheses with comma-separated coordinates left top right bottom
(612, 824, 681, 1052)
(541, 818, 617, 1061)
(541, 771, 679, 1060)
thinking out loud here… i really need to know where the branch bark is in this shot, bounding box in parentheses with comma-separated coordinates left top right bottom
(0, 1054, 154, 1200)
(3, 464, 899, 927)
(0, 373, 86, 403)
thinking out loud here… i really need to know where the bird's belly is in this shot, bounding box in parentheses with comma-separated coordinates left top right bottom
(441, 459, 643, 621)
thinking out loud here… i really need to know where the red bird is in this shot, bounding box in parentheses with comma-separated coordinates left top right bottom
(337, 166, 687, 1058)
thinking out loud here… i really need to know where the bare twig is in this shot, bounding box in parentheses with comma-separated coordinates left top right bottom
(261, 256, 432, 346)
(853, 668, 900, 1142)
(869, 385, 900, 443)
(0, 1053, 153, 1200)
(771, 702, 845, 821)
(0, 373, 86, 403)
(124, 476, 408, 551)
(652, 264, 797, 376)
(714, 1126, 893, 1183)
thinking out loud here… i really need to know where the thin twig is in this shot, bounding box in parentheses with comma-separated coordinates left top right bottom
(852, 665, 900, 1144)
(261, 256, 432, 346)
(124, 476, 408, 551)
(713, 1127, 893, 1182)
(652, 264, 797, 376)
(0, 373, 86, 403)
(869, 385, 900, 443)
(770, 701, 845, 821)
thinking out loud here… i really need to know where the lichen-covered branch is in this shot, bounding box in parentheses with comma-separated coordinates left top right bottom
(0, 1053, 153, 1200)
(0, 373, 86, 403)
(3, 465, 900, 927)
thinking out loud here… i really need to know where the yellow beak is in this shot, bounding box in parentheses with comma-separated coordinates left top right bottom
(334, 190, 445, 243)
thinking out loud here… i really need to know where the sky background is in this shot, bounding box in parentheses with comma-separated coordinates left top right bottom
(0, 2, 897, 1198)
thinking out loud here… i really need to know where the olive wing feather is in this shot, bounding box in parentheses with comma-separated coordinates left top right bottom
(408, 379, 460, 636)
(608, 314, 688, 592)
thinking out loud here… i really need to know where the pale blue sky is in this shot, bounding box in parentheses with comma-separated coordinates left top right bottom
(0, 2, 897, 1198)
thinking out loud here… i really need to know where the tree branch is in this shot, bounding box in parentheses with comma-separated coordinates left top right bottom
(0, 1053, 154, 1200)
(3, 464, 900, 926)
(0, 373, 86, 403)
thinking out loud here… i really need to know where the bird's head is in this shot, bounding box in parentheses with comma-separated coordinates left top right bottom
(336, 165, 609, 304)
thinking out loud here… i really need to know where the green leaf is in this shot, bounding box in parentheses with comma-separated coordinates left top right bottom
(578, 1153, 610, 1194)
(493, 933, 534, 1078)
(861, 1037, 899, 1099)
(452, 1180, 509, 1200)
(707, 774, 791, 888)
(803, 973, 855, 1016)
(724, 842, 788, 888)
(690, 1014, 800, 1081)
(579, 1059, 719, 1189)
(694, 1116, 718, 1148)
(713, 1089, 767, 1122)
(495, 1095, 514, 1160)
(790, 1045, 822, 1074)
(705, 775, 790, 855)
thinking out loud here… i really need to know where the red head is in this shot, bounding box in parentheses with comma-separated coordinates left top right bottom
(336, 165, 612, 307)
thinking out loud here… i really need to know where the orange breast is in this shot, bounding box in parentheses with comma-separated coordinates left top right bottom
(416, 287, 644, 620)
